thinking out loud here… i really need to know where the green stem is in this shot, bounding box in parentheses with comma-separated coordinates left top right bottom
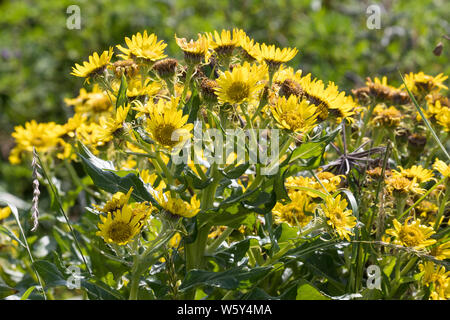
(181, 65, 195, 104)
(355, 103, 376, 147)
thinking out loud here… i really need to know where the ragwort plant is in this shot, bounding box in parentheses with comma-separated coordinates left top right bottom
(1, 28, 449, 300)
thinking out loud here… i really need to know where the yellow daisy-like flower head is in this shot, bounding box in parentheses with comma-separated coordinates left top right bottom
(175, 33, 210, 65)
(65, 85, 114, 120)
(71, 48, 113, 81)
(97, 104, 131, 142)
(321, 194, 357, 241)
(259, 43, 298, 72)
(385, 176, 425, 196)
(299, 74, 354, 122)
(155, 192, 200, 219)
(0, 206, 12, 221)
(207, 28, 244, 58)
(139, 169, 166, 192)
(96, 188, 134, 214)
(403, 72, 448, 96)
(117, 31, 167, 63)
(436, 106, 450, 132)
(9, 121, 66, 164)
(272, 191, 316, 227)
(371, 104, 403, 127)
(145, 97, 193, 149)
(385, 217, 436, 249)
(270, 95, 317, 133)
(433, 158, 450, 178)
(430, 242, 450, 260)
(96, 204, 145, 245)
(392, 165, 435, 184)
(125, 78, 161, 100)
(239, 34, 261, 62)
(215, 62, 267, 105)
(419, 261, 450, 300)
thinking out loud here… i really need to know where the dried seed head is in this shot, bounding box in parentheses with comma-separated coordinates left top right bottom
(199, 78, 218, 103)
(278, 79, 303, 98)
(407, 133, 427, 154)
(152, 58, 178, 79)
(110, 60, 139, 78)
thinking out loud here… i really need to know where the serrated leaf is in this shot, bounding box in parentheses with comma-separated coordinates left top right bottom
(78, 149, 158, 207)
(32, 260, 67, 288)
(179, 266, 272, 291)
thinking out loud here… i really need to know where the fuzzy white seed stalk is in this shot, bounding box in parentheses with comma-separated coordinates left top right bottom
(31, 148, 42, 232)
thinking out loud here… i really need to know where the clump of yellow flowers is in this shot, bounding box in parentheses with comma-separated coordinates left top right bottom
(6, 28, 449, 301)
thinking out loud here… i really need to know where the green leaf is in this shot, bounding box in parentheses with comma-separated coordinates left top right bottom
(0, 284, 18, 299)
(0, 224, 25, 247)
(78, 143, 158, 207)
(77, 141, 115, 170)
(296, 280, 330, 300)
(20, 286, 36, 300)
(80, 279, 123, 300)
(219, 163, 250, 179)
(115, 74, 128, 109)
(179, 266, 272, 291)
(32, 260, 67, 288)
(214, 238, 251, 267)
(289, 127, 341, 163)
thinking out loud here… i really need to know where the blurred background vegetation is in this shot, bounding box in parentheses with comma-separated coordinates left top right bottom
(0, 0, 449, 202)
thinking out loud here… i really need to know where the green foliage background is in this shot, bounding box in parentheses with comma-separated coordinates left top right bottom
(0, 0, 449, 209)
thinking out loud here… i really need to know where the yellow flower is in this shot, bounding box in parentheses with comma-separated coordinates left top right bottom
(175, 33, 210, 65)
(436, 106, 450, 131)
(272, 191, 316, 227)
(238, 34, 261, 61)
(215, 62, 267, 105)
(371, 104, 402, 127)
(299, 74, 354, 122)
(65, 84, 114, 120)
(71, 48, 113, 80)
(321, 194, 357, 241)
(154, 192, 200, 218)
(207, 28, 244, 58)
(144, 97, 193, 149)
(430, 242, 450, 260)
(95, 188, 133, 214)
(96, 204, 146, 245)
(385, 175, 425, 196)
(169, 233, 182, 248)
(285, 172, 343, 197)
(259, 43, 298, 72)
(385, 217, 436, 249)
(419, 261, 449, 300)
(139, 169, 166, 192)
(270, 95, 317, 133)
(117, 31, 167, 63)
(392, 165, 435, 183)
(403, 72, 448, 95)
(97, 104, 131, 142)
(0, 207, 11, 220)
(9, 121, 66, 164)
(125, 78, 161, 99)
(433, 158, 450, 178)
